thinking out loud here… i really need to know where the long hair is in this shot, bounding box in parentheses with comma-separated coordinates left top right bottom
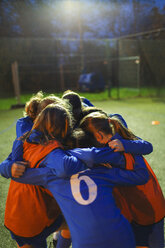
(37, 95, 63, 115)
(80, 111, 137, 141)
(24, 91, 44, 120)
(23, 104, 73, 145)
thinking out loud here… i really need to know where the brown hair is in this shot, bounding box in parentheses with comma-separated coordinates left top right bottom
(24, 91, 43, 120)
(37, 95, 63, 114)
(23, 104, 73, 145)
(64, 128, 96, 149)
(62, 90, 84, 123)
(80, 111, 137, 141)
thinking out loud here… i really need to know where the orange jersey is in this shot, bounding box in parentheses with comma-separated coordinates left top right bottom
(113, 153, 165, 225)
(5, 140, 61, 237)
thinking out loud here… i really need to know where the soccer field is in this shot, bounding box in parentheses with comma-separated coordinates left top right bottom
(0, 98, 165, 247)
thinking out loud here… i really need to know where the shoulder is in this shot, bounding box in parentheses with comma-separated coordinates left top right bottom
(43, 148, 68, 166)
(16, 116, 33, 137)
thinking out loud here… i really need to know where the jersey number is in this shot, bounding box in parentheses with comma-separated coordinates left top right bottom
(70, 174, 97, 205)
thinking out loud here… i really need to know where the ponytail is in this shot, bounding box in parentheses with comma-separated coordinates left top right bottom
(109, 118, 137, 140)
(80, 111, 137, 141)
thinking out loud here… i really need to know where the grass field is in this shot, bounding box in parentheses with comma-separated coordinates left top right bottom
(0, 96, 165, 247)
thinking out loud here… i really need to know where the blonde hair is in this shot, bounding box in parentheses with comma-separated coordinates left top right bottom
(80, 111, 137, 140)
(26, 103, 73, 145)
(37, 95, 63, 114)
(24, 91, 43, 120)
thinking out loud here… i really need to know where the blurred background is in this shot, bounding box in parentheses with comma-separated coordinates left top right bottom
(0, 2, 165, 247)
(0, 0, 165, 99)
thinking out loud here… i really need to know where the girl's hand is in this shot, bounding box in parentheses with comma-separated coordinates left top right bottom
(11, 161, 29, 178)
(108, 139, 124, 152)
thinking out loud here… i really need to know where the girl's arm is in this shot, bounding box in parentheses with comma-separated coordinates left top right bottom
(12, 139, 24, 161)
(119, 138, 153, 155)
(108, 115, 153, 155)
(13, 167, 49, 186)
(101, 155, 149, 186)
(41, 148, 88, 178)
(0, 157, 28, 179)
(68, 147, 125, 168)
(0, 118, 31, 178)
(0, 154, 13, 178)
(0, 139, 28, 178)
(109, 138, 153, 155)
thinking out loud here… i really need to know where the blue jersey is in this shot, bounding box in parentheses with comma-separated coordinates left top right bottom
(15, 154, 149, 248)
(16, 116, 33, 138)
(69, 133, 153, 167)
(0, 116, 33, 178)
(0, 131, 153, 179)
(82, 98, 94, 107)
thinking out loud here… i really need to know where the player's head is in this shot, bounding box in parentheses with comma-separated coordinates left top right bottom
(32, 103, 73, 144)
(37, 94, 63, 114)
(65, 128, 96, 149)
(80, 111, 137, 144)
(62, 90, 83, 124)
(24, 91, 43, 120)
(81, 106, 105, 119)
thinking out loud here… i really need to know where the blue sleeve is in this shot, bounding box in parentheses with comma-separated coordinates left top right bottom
(16, 117, 33, 138)
(109, 113, 128, 128)
(0, 153, 13, 178)
(41, 148, 88, 178)
(120, 139, 153, 155)
(0, 137, 24, 178)
(12, 139, 24, 161)
(13, 167, 50, 187)
(82, 98, 94, 107)
(68, 147, 125, 168)
(103, 155, 149, 186)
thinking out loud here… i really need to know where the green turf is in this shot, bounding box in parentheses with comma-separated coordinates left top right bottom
(1, 87, 165, 110)
(0, 97, 165, 247)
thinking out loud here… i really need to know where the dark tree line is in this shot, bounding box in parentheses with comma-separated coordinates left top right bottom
(0, 0, 165, 39)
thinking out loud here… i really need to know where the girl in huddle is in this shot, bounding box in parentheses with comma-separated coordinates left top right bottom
(77, 111, 165, 248)
(1, 95, 67, 248)
(3, 92, 63, 167)
(16, 91, 44, 138)
(1, 91, 153, 248)
(17, 91, 63, 139)
(12, 91, 153, 248)
(1, 91, 44, 171)
(9, 104, 149, 248)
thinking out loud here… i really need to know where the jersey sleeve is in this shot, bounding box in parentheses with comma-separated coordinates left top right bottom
(82, 98, 94, 107)
(120, 139, 153, 155)
(16, 117, 33, 138)
(68, 147, 126, 168)
(11, 139, 24, 161)
(109, 113, 128, 128)
(41, 148, 88, 178)
(13, 167, 49, 187)
(0, 135, 24, 178)
(104, 155, 149, 186)
(0, 153, 13, 178)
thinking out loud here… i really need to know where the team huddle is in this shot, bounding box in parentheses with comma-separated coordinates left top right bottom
(0, 90, 165, 248)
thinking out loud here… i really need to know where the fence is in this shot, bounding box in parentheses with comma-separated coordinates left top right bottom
(0, 38, 165, 97)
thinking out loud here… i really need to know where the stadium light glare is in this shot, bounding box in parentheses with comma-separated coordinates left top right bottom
(63, 0, 81, 16)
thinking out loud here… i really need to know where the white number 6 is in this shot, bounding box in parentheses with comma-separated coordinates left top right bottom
(70, 173, 97, 205)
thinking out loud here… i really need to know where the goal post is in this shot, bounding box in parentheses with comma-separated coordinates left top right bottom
(108, 55, 141, 98)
